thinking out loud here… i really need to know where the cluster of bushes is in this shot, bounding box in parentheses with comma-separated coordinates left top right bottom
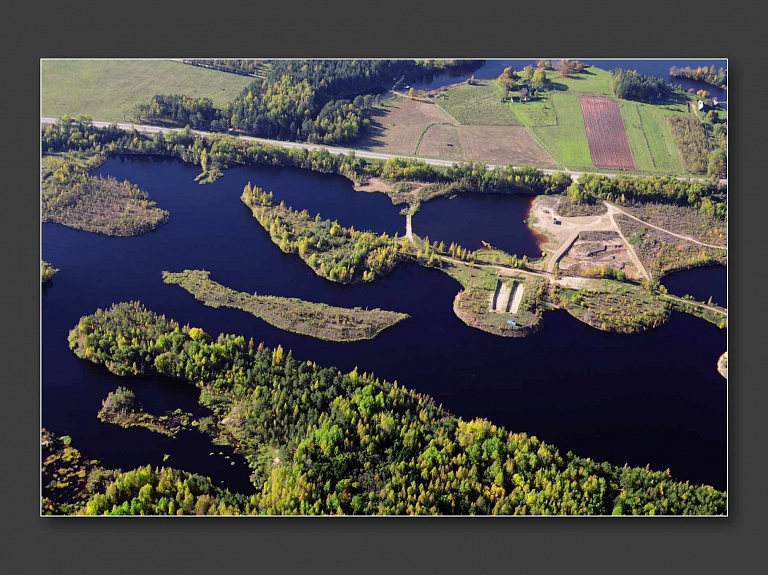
(135, 95, 217, 129)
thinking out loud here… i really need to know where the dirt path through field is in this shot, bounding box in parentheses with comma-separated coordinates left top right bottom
(606, 202, 727, 250)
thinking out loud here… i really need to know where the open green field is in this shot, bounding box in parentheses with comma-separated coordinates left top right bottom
(547, 67, 613, 96)
(524, 93, 593, 170)
(620, 101, 686, 173)
(42, 60, 254, 122)
(433, 81, 520, 125)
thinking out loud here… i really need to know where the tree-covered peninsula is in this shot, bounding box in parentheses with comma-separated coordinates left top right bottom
(63, 301, 726, 515)
(241, 183, 406, 283)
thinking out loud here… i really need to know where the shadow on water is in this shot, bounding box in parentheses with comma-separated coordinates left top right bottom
(42, 155, 726, 491)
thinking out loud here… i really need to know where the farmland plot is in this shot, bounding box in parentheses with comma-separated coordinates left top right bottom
(580, 97, 635, 170)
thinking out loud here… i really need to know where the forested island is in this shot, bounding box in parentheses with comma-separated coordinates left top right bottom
(59, 302, 726, 515)
(162, 269, 409, 341)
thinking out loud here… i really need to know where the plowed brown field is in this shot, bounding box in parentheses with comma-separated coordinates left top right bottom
(580, 97, 635, 170)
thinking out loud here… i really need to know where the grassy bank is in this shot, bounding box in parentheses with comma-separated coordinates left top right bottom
(661, 294, 727, 329)
(163, 269, 408, 342)
(42, 60, 253, 123)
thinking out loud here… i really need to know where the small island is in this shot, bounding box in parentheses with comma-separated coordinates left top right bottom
(41, 260, 59, 283)
(162, 269, 409, 342)
(97, 386, 193, 437)
(42, 155, 169, 236)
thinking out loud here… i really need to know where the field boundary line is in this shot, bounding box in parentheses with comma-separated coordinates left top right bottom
(414, 122, 436, 155)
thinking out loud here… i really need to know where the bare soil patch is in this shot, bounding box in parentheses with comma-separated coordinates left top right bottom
(361, 99, 456, 155)
(416, 123, 464, 161)
(559, 231, 644, 280)
(581, 97, 635, 170)
(456, 126, 558, 167)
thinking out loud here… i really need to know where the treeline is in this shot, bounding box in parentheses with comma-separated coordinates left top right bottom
(181, 59, 264, 77)
(42, 118, 572, 200)
(577, 173, 727, 220)
(610, 69, 669, 102)
(66, 302, 726, 515)
(266, 59, 484, 101)
(135, 95, 218, 129)
(266, 59, 418, 101)
(242, 183, 405, 283)
(381, 157, 572, 197)
(670, 65, 727, 88)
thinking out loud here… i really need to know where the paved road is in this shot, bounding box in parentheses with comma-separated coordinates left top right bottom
(40, 117, 727, 185)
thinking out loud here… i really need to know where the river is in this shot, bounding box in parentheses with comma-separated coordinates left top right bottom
(41, 155, 727, 491)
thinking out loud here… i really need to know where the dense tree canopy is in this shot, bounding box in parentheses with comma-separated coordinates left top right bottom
(64, 302, 727, 515)
(610, 69, 669, 102)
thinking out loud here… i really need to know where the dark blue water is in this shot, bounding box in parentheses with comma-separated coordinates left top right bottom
(414, 193, 543, 257)
(42, 155, 727, 491)
(663, 265, 727, 307)
(411, 59, 728, 102)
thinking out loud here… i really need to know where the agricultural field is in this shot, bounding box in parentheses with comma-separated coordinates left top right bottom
(415, 123, 464, 161)
(431, 81, 520, 125)
(620, 101, 687, 174)
(443, 125, 558, 167)
(362, 97, 453, 155)
(668, 115, 710, 173)
(364, 95, 557, 166)
(580, 97, 635, 170)
(526, 93, 593, 170)
(41, 60, 254, 123)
